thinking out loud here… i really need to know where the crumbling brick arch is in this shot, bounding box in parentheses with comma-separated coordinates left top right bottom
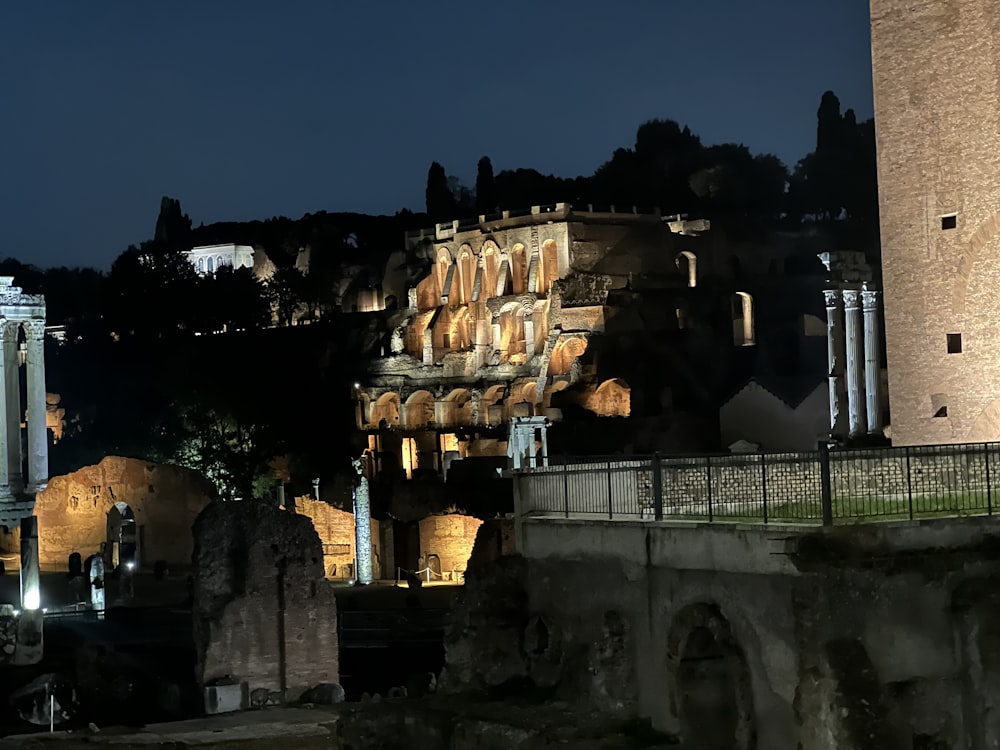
(442, 388, 473, 427)
(548, 335, 588, 377)
(511, 243, 528, 295)
(953, 210, 1000, 316)
(481, 240, 501, 299)
(435, 247, 455, 300)
(676, 250, 697, 288)
(590, 378, 631, 417)
(540, 239, 560, 294)
(665, 602, 756, 750)
(370, 392, 400, 428)
(481, 384, 507, 426)
(457, 244, 475, 304)
(497, 300, 526, 363)
(403, 390, 435, 429)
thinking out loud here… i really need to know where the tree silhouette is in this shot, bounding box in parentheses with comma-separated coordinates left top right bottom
(153, 196, 192, 253)
(476, 156, 498, 214)
(425, 162, 455, 222)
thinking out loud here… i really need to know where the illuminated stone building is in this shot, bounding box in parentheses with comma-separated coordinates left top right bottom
(871, 0, 1000, 444)
(354, 204, 829, 469)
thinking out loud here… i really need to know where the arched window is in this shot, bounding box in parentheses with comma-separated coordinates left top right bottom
(458, 246, 475, 304)
(511, 244, 527, 295)
(217, 255, 224, 269)
(541, 239, 559, 294)
(732, 292, 755, 346)
(677, 251, 697, 288)
(482, 242, 500, 299)
(198, 258, 205, 273)
(207, 256, 214, 273)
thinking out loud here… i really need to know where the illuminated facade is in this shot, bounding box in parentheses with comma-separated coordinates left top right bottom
(186, 243, 255, 276)
(871, 0, 1000, 443)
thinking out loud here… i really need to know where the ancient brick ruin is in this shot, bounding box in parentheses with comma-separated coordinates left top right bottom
(192, 502, 338, 703)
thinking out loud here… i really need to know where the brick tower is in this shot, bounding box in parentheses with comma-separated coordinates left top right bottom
(871, 0, 1000, 444)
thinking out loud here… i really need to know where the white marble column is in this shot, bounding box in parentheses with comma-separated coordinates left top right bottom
(352, 456, 373, 585)
(842, 289, 867, 439)
(24, 320, 48, 492)
(4, 322, 21, 492)
(523, 314, 535, 358)
(0, 323, 11, 498)
(823, 290, 847, 439)
(862, 286, 883, 435)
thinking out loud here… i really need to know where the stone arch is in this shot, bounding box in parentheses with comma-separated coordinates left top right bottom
(207, 256, 215, 273)
(498, 301, 526, 363)
(107, 500, 138, 570)
(442, 306, 473, 350)
(458, 245, 475, 304)
(198, 257, 205, 274)
(732, 292, 755, 346)
(443, 388, 473, 426)
(482, 385, 506, 425)
(591, 378, 631, 417)
(540, 239, 559, 294)
(666, 603, 756, 750)
(370, 392, 400, 428)
(435, 248, 455, 300)
(543, 379, 569, 410)
(954, 210, 1000, 315)
(512, 243, 528, 295)
(482, 241, 501, 299)
(548, 336, 588, 376)
(403, 390, 435, 429)
(676, 250, 697, 288)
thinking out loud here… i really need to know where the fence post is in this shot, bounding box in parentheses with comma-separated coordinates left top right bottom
(819, 441, 833, 526)
(652, 453, 663, 521)
(761, 453, 768, 523)
(905, 446, 913, 521)
(987, 443, 993, 516)
(706, 456, 713, 523)
(563, 457, 569, 518)
(607, 460, 614, 520)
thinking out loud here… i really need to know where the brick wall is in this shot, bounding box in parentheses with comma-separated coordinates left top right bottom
(294, 497, 381, 580)
(872, 0, 1000, 444)
(418, 514, 482, 576)
(33, 456, 212, 569)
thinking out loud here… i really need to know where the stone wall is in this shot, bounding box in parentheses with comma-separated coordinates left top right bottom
(33, 456, 213, 569)
(419, 514, 482, 577)
(193, 502, 338, 701)
(293, 496, 381, 580)
(512, 516, 1000, 748)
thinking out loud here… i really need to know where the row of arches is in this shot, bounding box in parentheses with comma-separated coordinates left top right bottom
(361, 378, 630, 430)
(418, 240, 561, 310)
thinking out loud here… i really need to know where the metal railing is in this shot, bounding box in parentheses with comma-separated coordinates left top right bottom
(515, 442, 1000, 526)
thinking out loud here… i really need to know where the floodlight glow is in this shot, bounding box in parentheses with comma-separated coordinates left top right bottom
(22, 586, 39, 611)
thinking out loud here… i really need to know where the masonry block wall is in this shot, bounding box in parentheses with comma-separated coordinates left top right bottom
(419, 514, 482, 575)
(871, 0, 1000, 444)
(32, 456, 212, 569)
(193, 503, 338, 700)
(294, 496, 381, 579)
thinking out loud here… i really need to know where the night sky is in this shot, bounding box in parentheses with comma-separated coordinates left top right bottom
(1, 1, 874, 270)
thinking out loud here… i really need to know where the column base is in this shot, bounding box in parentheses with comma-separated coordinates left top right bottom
(25, 483, 47, 495)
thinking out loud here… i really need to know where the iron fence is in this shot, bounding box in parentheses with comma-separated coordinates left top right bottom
(515, 442, 1000, 526)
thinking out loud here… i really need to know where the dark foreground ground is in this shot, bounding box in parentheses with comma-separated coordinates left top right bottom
(0, 573, 460, 737)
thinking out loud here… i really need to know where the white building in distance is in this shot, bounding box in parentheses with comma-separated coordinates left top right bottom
(187, 244, 254, 276)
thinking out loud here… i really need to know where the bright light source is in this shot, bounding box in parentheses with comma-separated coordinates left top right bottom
(12, 609, 20, 617)
(126, 561, 135, 571)
(22, 587, 39, 611)
(354, 383, 360, 389)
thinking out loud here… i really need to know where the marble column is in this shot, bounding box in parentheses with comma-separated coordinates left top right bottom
(862, 286, 883, 435)
(0, 323, 11, 497)
(24, 320, 48, 492)
(823, 290, 848, 439)
(20, 515, 39, 610)
(4, 322, 21, 492)
(352, 455, 373, 584)
(842, 289, 867, 439)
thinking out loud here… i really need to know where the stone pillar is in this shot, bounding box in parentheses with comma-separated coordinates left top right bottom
(823, 290, 848, 439)
(842, 289, 867, 439)
(3, 322, 21, 492)
(20, 516, 39, 610)
(523, 314, 535, 358)
(862, 286, 883, 435)
(0, 323, 11, 498)
(491, 315, 501, 360)
(352, 456, 373, 585)
(24, 320, 47, 492)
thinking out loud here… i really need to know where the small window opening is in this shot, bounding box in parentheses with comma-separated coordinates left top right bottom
(934, 406, 948, 418)
(931, 393, 948, 418)
(942, 214, 957, 230)
(947, 333, 963, 354)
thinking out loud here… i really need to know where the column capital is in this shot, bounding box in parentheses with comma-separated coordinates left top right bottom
(861, 288, 880, 311)
(1, 320, 19, 341)
(842, 289, 862, 310)
(823, 289, 843, 309)
(22, 319, 45, 341)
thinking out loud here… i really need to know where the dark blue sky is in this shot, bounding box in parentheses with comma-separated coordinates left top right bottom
(0, 1, 874, 269)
